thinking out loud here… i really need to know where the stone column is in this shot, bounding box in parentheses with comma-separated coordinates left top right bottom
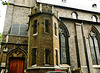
(75, 23, 88, 73)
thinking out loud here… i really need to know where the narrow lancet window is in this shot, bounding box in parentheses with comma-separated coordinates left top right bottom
(45, 19, 49, 33)
(45, 49, 50, 64)
(33, 20, 37, 34)
(54, 23, 57, 36)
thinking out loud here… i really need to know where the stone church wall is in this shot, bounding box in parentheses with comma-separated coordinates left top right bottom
(55, 7, 100, 22)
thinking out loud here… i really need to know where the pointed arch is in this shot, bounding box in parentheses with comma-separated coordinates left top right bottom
(59, 21, 70, 37)
(6, 47, 27, 70)
(91, 25, 99, 34)
(7, 47, 27, 56)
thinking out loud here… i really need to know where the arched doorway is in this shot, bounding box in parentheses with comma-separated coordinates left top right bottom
(7, 48, 27, 73)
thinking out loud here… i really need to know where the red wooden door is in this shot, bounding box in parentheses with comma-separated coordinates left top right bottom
(9, 58, 24, 73)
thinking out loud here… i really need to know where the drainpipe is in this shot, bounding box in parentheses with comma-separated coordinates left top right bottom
(81, 22, 90, 73)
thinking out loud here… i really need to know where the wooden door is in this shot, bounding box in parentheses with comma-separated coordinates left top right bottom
(9, 58, 24, 73)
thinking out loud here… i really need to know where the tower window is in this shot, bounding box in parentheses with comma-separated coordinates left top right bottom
(33, 20, 38, 34)
(45, 49, 50, 64)
(55, 49, 58, 65)
(45, 19, 49, 33)
(54, 23, 57, 36)
(32, 48, 37, 65)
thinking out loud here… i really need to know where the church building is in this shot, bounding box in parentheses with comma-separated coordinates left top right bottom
(0, 0, 100, 73)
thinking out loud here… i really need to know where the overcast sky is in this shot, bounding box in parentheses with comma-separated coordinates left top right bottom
(0, 0, 100, 33)
(0, 0, 8, 33)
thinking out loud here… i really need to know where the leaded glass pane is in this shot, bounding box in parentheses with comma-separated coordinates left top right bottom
(20, 24, 28, 36)
(93, 37, 100, 65)
(61, 34, 67, 64)
(89, 37, 97, 65)
(11, 24, 19, 35)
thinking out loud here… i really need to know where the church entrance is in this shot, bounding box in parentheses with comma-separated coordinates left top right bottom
(9, 58, 24, 73)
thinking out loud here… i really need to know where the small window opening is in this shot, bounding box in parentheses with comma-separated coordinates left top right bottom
(45, 49, 50, 64)
(33, 20, 38, 34)
(54, 23, 57, 36)
(45, 19, 49, 33)
(55, 49, 58, 65)
(32, 48, 37, 65)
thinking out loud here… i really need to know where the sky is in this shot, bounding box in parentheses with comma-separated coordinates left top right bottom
(0, 0, 100, 33)
(0, 0, 8, 33)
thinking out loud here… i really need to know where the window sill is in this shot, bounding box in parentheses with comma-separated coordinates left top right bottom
(31, 64, 37, 67)
(44, 64, 50, 66)
(3, 48, 8, 53)
(60, 64, 70, 67)
(55, 35, 58, 38)
(8, 34, 28, 37)
(92, 65, 100, 68)
(44, 32, 49, 34)
(33, 33, 38, 36)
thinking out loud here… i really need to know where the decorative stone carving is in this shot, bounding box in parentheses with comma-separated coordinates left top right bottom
(8, 49, 26, 57)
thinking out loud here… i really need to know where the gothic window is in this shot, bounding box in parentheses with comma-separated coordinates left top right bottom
(61, 34, 67, 64)
(89, 27, 100, 65)
(54, 23, 57, 36)
(59, 24, 70, 65)
(45, 19, 49, 33)
(92, 15, 97, 22)
(33, 20, 38, 34)
(45, 49, 50, 64)
(32, 48, 37, 65)
(72, 12, 78, 19)
(10, 24, 28, 36)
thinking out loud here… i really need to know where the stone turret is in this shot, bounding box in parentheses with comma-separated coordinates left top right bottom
(27, 3, 66, 73)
